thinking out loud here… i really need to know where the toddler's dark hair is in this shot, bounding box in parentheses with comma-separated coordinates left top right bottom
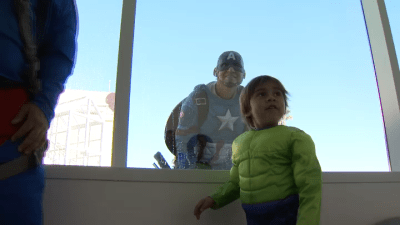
(240, 75, 290, 129)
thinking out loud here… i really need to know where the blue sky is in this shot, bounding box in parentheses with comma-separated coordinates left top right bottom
(65, 0, 400, 172)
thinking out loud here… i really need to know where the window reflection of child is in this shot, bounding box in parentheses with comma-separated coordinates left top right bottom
(194, 75, 322, 225)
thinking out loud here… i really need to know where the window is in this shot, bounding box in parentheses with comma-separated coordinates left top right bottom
(127, 0, 389, 172)
(43, 0, 123, 167)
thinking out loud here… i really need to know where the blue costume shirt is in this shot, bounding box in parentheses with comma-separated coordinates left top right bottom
(175, 82, 247, 170)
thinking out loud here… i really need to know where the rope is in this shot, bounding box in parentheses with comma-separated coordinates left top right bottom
(13, 0, 41, 99)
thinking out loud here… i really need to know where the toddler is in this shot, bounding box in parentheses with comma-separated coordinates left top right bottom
(194, 75, 322, 225)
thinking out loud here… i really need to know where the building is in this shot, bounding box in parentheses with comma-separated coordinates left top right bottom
(43, 90, 115, 167)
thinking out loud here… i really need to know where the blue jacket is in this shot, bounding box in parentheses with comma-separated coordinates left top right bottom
(210, 126, 322, 225)
(0, 0, 78, 126)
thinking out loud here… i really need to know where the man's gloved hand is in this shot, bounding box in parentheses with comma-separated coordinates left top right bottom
(11, 103, 49, 155)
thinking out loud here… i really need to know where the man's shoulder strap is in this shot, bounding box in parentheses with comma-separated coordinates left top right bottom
(193, 84, 209, 128)
(164, 84, 209, 155)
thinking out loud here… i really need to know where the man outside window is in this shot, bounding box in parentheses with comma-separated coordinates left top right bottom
(175, 51, 248, 170)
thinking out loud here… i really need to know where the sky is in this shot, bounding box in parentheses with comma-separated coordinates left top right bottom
(65, 0, 400, 172)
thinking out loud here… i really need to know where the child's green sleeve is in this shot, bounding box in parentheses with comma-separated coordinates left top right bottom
(291, 130, 323, 225)
(209, 162, 240, 210)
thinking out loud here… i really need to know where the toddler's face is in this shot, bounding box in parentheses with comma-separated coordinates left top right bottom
(249, 82, 285, 129)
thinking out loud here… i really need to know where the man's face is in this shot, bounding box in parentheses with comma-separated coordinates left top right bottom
(215, 67, 245, 88)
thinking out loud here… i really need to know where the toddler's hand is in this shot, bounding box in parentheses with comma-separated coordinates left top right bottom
(194, 196, 215, 220)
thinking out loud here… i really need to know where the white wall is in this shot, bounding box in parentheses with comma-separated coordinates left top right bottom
(43, 166, 400, 225)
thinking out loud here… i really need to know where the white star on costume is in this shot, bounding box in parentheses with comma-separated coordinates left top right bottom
(217, 109, 239, 131)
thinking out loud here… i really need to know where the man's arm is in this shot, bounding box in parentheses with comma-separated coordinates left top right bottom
(31, 0, 78, 126)
(175, 86, 203, 169)
(11, 0, 78, 154)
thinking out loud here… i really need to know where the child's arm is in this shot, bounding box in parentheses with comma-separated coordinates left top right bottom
(291, 130, 323, 225)
(208, 140, 241, 210)
(209, 163, 240, 210)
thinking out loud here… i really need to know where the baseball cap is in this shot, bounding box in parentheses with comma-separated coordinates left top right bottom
(216, 51, 245, 73)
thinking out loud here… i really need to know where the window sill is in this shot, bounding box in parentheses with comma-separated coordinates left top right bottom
(44, 165, 400, 184)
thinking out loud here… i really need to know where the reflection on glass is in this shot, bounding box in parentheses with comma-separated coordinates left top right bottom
(128, 0, 388, 172)
(43, 1, 123, 167)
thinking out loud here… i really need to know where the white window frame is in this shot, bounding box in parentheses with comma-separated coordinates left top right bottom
(110, 0, 136, 167)
(361, 0, 400, 172)
(46, 0, 400, 181)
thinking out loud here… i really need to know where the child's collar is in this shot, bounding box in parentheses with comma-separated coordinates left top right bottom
(255, 125, 281, 131)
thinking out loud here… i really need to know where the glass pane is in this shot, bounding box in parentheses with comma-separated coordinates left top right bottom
(43, 0, 123, 167)
(386, 0, 400, 67)
(128, 0, 388, 172)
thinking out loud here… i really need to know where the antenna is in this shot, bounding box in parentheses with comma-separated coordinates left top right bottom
(109, 80, 111, 92)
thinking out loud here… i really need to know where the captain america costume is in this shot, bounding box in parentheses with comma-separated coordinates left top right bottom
(0, 0, 78, 224)
(175, 81, 247, 170)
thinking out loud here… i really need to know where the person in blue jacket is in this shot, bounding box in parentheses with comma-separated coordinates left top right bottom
(194, 75, 322, 225)
(0, 0, 78, 224)
(175, 51, 248, 170)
